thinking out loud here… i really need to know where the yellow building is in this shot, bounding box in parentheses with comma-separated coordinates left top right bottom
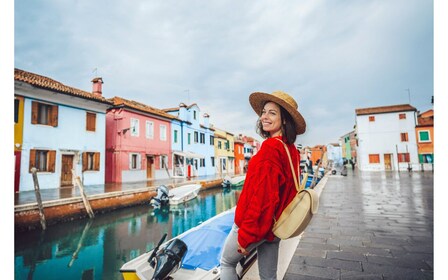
(213, 127, 235, 176)
(14, 95, 24, 192)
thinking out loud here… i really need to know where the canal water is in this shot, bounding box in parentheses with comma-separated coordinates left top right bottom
(15, 186, 241, 280)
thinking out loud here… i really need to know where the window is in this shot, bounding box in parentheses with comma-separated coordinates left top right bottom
(369, 116, 375, 122)
(418, 131, 431, 142)
(174, 130, 178, 143)
(225, 141, 230, 150)
(146, 121, 154, 139)
(82, 152, 100, 171)
(399, 113, 406, 119)
(218, 141, 222, 149)
(188, 133, 191, 145)
(160, 155, 168, 169)
(200, 133, 205, 144)
(211, 157, 215, 167)
(86, 112, 96, 132)
(200, 159, 205, 167)
(129, 153, 141, 170)
(31, 101, 58, 126)
(194, 111, 197, 120)
(160, 125, 167, 141)
(419, 154, 433, 164)
(194, 131, 198, 143)
(369, 154, 380, 164)
(14, 99, 19, 123)
(398, 153, 410, 163)
(400, 133, 409, 142)
(210, 136, 214, 145)
(29, 149, 56, 172)
(130, 118, 139, 136)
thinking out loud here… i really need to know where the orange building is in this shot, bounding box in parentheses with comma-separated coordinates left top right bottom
(233, 136, 245, 174)
(415, 109, 433, 170)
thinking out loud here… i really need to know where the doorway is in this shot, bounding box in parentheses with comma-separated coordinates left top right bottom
(61, 155, 74, 186)
(384, 154, 393, 171)
(147, 156, 154, 180)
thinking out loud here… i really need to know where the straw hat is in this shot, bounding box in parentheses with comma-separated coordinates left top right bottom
(249, 91, 306, 135)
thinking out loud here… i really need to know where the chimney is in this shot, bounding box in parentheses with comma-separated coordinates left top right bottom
(91, 77, 104, 96)
(203, 113, 210, 128)
(178, 102, 187, 120)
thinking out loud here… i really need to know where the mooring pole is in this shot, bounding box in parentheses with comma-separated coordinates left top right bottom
(30, 167, 46, 230)
(72, 169, 95, 218)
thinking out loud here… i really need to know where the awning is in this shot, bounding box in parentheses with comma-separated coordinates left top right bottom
(172, 151, 205, 159)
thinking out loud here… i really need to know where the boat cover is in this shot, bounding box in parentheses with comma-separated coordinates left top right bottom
(179, 211, 234, 271)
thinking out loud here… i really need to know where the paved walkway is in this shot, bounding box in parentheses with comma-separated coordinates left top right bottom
(284, 169, 434, 280)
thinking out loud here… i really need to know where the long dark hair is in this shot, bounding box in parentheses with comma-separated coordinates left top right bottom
(256, 102, 297, 144)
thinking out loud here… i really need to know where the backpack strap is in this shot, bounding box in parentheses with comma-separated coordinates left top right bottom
(274, 138, 301, 192)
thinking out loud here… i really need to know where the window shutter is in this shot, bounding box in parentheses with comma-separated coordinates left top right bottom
(51, 105, 58, 127)
(31, 102, 38, 124)
(48, 150, 56, 172)
(29, 149, 36, 172)
(82, 152, 88, 171)
(129, 154, 133, 169)
(94, 152, 100, 171)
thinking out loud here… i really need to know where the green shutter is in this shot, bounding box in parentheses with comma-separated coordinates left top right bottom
(419, 131, 429, 141)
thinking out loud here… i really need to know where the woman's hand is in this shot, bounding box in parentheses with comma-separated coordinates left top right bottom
(237, 242, 249, 256)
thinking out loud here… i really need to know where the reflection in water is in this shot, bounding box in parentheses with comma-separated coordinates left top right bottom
(15, 186, 240, 280)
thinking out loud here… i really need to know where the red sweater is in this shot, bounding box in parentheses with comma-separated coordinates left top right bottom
(235, 136, 300, 249)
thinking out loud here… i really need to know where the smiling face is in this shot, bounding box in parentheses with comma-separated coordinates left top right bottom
(260, 101, 283, 137)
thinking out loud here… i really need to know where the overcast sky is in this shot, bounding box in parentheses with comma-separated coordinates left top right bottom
(14, 0, 434, 146)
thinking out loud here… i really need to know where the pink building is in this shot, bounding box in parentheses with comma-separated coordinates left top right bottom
(105, 97, 179, 183)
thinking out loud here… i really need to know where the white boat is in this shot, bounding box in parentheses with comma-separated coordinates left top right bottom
(222, 175, 246, 188)
(169, 184, 202, 205)
(120, 208, 257, 280)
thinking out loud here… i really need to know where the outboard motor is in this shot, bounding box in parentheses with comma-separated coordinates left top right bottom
(222, 176, 231, 188)
(151, 185, 170, 208)
(149, 238, 188, 280)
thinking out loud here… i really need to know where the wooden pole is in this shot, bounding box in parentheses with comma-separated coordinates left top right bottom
(72, 169, 95, 218)
(30, 167, 46, 230)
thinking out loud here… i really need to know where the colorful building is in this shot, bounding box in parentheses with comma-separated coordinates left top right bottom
(105, 97, 178, 183)
(14, 95, 25, 192)
(355, 104, 419, 171)
(233, 135, 246, 174)
(14, 68, 112, 191)
(415, 109, 434, 171)
(213, 127, 235, 176)
(164, 103, 215, 178)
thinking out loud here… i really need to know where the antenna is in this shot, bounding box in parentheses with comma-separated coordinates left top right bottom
(92, 68, 98, 77)
(405, 88, 411, 104)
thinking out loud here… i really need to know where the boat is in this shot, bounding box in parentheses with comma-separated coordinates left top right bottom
(168, 184, 202, 205)
(221, 175, 246, 188)
(120, 208, 257, 280)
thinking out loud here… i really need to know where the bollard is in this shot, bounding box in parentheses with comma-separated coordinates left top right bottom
(72, 169, 95, 219)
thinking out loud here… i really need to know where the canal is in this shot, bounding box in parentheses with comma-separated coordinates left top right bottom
(15, 186, 241, 280)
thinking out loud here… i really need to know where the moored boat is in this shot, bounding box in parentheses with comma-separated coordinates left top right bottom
(120, 208, 257, 280)
(169, 184, 202, 205)
(221, 175, 246, 188)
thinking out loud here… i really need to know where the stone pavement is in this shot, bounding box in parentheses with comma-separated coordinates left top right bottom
(284, 169, 434, 280)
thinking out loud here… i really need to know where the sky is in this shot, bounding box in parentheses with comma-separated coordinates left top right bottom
(12, 0, 434, 147)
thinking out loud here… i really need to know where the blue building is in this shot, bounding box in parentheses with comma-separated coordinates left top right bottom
(164, 103, 215, 178)
(14, 68, 112, 191)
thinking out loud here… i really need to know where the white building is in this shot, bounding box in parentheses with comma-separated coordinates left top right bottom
(355, 104, 420, 171)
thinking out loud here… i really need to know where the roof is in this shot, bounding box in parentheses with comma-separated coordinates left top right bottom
(163, 103, 199, 112)
(14, 68, 112, 104)
(109, 96, 178, 120)
(355, 104, 417, 116)
(417, 109, 434, 127)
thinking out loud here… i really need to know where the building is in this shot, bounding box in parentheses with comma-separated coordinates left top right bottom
(164, 103, 215, 178)
(415, 109, 434, 171)
(105, 97, 178, 183)
(233, 135, 246, 175)
(355, 104, 419, 171)
(14, 68, 112, 191)
(213, 127, 235, 176)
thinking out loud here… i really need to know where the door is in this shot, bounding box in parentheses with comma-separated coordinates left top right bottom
(147, 156, 154, 180)
(384, 154, 392, 171)
(61, 155, 74, 186)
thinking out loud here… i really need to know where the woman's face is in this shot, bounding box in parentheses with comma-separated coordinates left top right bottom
(260, 101, 283, 137)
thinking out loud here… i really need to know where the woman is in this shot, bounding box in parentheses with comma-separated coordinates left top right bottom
(220, 91, 306, 280)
